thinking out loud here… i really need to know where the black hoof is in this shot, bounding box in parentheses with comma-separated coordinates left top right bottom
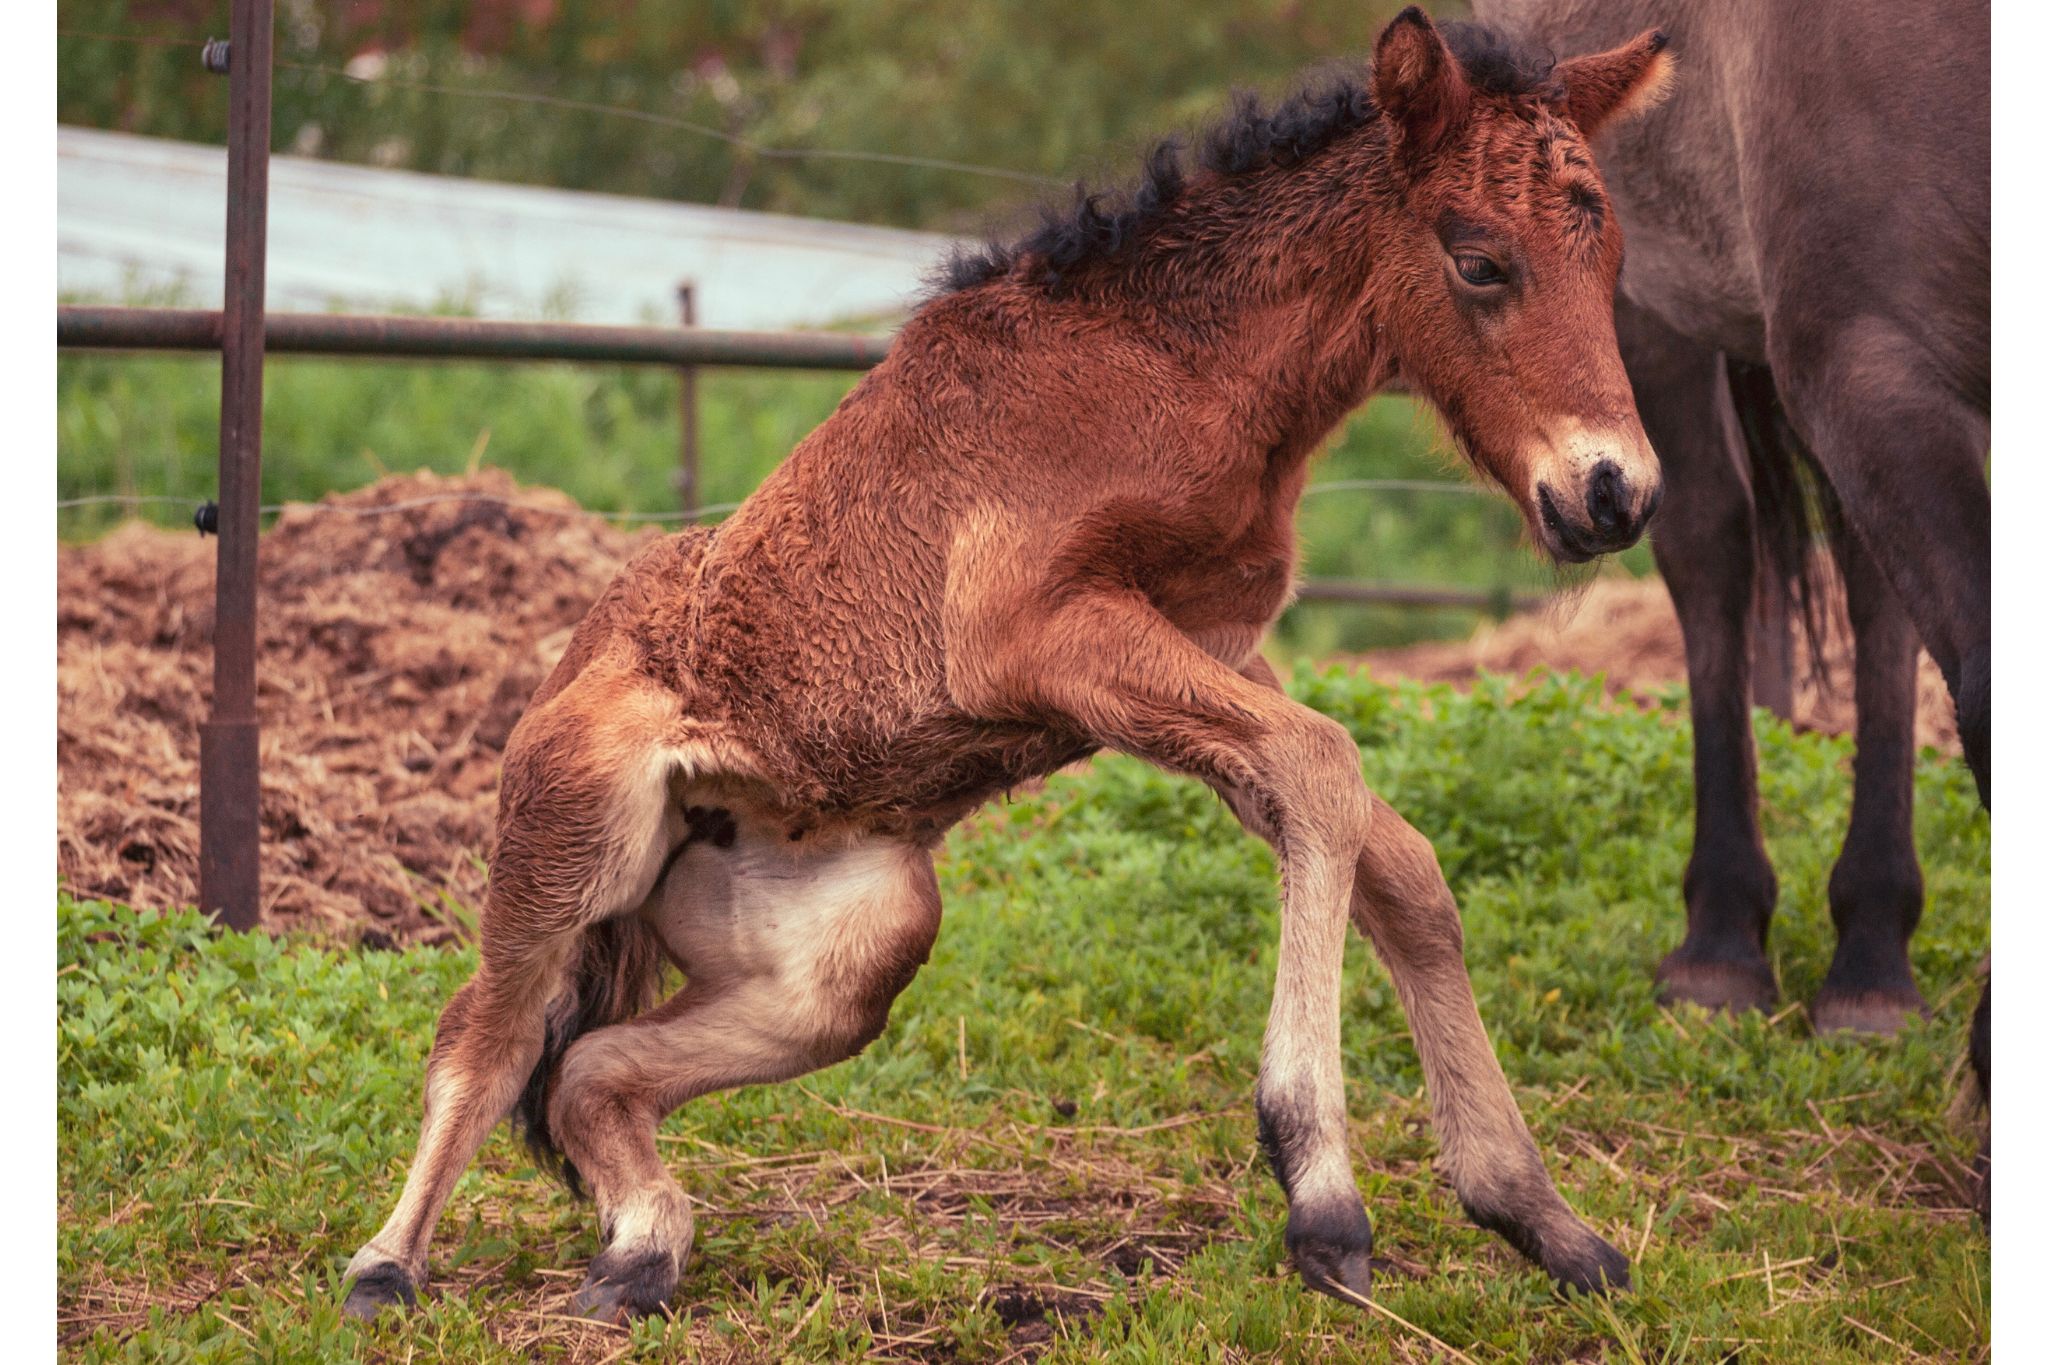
(1285, 1203, 1375, 1305)
(573, 1245, 681, 1323)
(342, 1262, 419, 1320)
(1542, 1233, 1632, 1297)
(1654, 947, 1778, 1016)
(1467, 1200, 1631, 1297)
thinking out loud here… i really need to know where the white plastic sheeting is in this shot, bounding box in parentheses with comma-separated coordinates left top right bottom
(57, 126, 964, 329)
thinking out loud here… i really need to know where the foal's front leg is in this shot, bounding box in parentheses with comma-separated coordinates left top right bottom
(1234, 657, 1628, 1295)
(951, 594, 1375, 1300)
(1347, 793, 1629, 1293)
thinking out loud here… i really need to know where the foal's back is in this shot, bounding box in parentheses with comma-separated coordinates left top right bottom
(533, 291, 1281, 828)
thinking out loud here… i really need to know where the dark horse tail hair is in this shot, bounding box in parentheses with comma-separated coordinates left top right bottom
(1724, 357, 1844, 689)
(512, 914, 670, 1199)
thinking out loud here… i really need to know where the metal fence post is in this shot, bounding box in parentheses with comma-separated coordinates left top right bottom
(676, 282, 700, 517)
(197, 0, 273, 931)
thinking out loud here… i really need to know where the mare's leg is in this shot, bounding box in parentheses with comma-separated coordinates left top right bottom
(1237, 658, 1626, 1294)
(1767, 306, 1990, 1182)
(343, 669, 684, 1316)
(1970, 976, 1990, 1222)
(1811, 524, 1929, 1033)
(548, 820, 942, 1322)
(1767, 315, 1989, 805)
(1615, 303, 1780, 1012)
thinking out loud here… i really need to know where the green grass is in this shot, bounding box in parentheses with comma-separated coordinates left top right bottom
(57, 339, 1652, 655)
(58, 669, 1988, 1362)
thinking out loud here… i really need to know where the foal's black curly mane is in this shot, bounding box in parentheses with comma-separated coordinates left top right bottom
(930, 22, 1558, 296)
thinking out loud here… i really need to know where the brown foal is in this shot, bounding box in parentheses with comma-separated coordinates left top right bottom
(344, 9, 1675, 1322)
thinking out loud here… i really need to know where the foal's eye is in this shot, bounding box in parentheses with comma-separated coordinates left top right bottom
(1455, 254, 1508, 287)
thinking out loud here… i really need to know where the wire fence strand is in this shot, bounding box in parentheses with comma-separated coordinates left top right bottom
(54, 478, 1488, 529)
(56, 490, 744, 524)
(58, 27, 1064, 188)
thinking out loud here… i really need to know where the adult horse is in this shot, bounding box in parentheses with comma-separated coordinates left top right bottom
(1474, 0, 1989, 1053)
(343, 10, 1675, 1322)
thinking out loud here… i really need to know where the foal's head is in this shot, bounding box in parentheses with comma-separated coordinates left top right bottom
(1370, 10, 1674, 562)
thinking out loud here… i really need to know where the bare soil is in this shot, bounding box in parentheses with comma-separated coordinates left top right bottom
(1360, 575, 1960, 755)
(56, 471, 1957, 945)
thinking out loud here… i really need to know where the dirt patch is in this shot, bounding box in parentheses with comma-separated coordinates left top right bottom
(58, 469, 653, 944)
(989, 1285, 1103, 1351)
(1360, 575, 1961, 755)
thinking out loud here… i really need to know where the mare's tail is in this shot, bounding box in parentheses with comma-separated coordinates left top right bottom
(1724, 358, 1841, 684)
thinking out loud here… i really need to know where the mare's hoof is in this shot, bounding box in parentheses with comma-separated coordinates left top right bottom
(573, 1245, 681, 1323)
(342, 1262, 419, 1319)
(1286, 1204, 1375, 1305)
(1654, 949, 1778, 1016)
(1810, 983, 1927, 1036)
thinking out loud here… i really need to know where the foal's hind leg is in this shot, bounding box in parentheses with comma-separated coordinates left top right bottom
(342, 671, 684, 1316)
(342, 949, 577, 1314)
(548, 819, 942, 1322)
(1810, 524, 1929, 1034)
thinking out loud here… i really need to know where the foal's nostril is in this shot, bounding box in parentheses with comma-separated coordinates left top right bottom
(1584, 459, 1630, 538)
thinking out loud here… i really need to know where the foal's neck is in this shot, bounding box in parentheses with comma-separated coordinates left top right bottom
(1124, 132, 1399, 458)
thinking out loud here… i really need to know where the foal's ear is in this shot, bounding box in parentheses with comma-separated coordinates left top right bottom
(1373, 7, 1470, 160)
(1555, 29, 1675, 139)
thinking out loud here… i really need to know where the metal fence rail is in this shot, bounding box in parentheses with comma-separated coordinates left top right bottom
(58, 305, 894, 371)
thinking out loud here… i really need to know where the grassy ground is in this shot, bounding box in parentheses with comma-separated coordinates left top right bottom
(57, 343, 1652, 655)
(58, 670, 1989, 1363)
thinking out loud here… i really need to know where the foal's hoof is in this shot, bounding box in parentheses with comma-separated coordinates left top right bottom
(1467, 1200, 1632, 1297)
(1654, 948, 1778, 1016)
(1810, 983, 1928, 1037)
(341, 1262, 419, 1319)
(1540, 1231, 1632, 1297)
(573, 1246, 681, 1323)
(1285, 1205, 1375, 1305)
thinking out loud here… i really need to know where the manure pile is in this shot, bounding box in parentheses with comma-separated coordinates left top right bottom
(58, 471, 651, 944)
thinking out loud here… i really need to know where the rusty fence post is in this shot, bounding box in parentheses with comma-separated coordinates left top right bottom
(197, 0, 273, 932)
(675, 283, 700, 517)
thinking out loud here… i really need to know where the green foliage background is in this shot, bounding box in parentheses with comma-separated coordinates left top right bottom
(61, 0, 1425, 229)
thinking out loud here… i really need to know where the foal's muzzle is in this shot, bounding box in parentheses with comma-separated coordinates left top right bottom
(1537, 460, 1664, 562)
(1524, 420, 1663, 562)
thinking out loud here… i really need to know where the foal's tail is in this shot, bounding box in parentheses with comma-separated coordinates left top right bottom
(512, 914, 669, 1197)
(1724, 358, 1843, 684)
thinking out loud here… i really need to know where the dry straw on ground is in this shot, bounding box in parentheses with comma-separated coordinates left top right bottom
(56, 470, 1957, 945)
